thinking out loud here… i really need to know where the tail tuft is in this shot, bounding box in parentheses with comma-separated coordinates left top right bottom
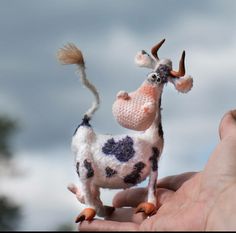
(57, 43, 85, 66)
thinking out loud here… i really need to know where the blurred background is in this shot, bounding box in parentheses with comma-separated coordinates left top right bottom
(0, 0, 235, 230)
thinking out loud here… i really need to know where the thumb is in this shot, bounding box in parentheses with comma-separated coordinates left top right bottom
(219, 109, 236, 140)
(201, 110, 236, 192)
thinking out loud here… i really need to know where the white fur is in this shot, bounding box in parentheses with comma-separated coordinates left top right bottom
(154, 58, 172, 70)
(72, 96, 164, 213)
(71, 79, 164, 213)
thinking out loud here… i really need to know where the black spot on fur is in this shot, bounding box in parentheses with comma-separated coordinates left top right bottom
(124, 162, 146, 185)
(149, 147, 160, 171)
(102, 136, 135, 162)
(73, 115, 91, 135)
(76, 162, 80, 177)
(105, 167, 117, 178)
(84, 159, 94, 178)
(158, 122, 164, 138)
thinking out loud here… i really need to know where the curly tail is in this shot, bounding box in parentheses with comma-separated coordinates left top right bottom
(57, 43, 100, 119)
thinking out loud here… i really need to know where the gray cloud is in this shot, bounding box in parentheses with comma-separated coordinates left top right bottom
(1, 0, 235, 150)
(0, 1, 236, 229)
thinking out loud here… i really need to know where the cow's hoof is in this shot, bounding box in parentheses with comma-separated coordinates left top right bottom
(135, 202, 156, 216)
(75, 208, 96, 223)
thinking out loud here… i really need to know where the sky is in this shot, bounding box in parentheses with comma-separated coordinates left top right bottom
(0, 0, 236, 230)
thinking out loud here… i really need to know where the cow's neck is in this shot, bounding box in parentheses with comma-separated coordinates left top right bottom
(141, 93, 164, 143)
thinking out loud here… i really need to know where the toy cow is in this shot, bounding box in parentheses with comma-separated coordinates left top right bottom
(57, 40, 193, 223)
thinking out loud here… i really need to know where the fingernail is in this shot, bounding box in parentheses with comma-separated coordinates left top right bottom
(231, 109, 236, 121)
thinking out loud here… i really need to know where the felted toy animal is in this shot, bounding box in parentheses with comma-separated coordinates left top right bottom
(57, 40, 193, 223)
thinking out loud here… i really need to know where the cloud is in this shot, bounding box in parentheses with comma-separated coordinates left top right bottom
(0, 0, 236, 230)
(1, 0, 235, 151)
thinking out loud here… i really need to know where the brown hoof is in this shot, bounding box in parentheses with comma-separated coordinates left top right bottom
(135, 202, 157, 216)
(75, 208, 96, 223)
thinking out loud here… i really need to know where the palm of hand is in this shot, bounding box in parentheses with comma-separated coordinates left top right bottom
(143, 118, 236, 231)
(142, 173, 206, 231)
(80, 111, 236, 231)
(139, 171, 233, 231)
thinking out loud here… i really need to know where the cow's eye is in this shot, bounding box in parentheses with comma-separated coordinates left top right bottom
(156, 77, 161, 83)
(148, 72, 157, 81)
(148, 72, 162, 84)
(151, 74, 157, 79)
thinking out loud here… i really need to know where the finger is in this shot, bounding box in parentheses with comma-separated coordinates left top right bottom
(157, 172, 197, 191)
(201, 110, 236, 191)
(105, 208, 146, 224)
(79, 219, 139, 231)
(219, 109, 236, 140)
(113, 187, 147, 208)
(156, 188, 175, 206)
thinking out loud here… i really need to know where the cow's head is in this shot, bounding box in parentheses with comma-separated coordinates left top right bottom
(134, 39, 193, 93)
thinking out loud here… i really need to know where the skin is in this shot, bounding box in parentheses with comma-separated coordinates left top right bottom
(79, 110, 236, 231)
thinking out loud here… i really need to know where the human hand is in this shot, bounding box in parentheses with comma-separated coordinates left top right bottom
(79, 110, 236, 231)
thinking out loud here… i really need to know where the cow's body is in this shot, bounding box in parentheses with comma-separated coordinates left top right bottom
(71, 83, 164, 216)
(57, 40, 193, 222)
(72, 112, 163, 190)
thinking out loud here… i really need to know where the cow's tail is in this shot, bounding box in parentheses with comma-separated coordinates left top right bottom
(57, 43, 100, 120)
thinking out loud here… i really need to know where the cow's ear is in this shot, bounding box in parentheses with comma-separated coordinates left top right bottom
(134, 50, 156, 69)
(169, 75, 193, 93)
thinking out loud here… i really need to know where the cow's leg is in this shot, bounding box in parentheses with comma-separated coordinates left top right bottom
(147, 170, 158, 205)
(135, 147, 159, 216)
(91, 185, 115, 217)
(135, 170, 158, 215)
(67, 183, 85, 204)
(75, 158, 97, 222)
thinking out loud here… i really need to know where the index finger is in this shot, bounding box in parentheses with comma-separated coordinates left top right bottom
(113, 187, 174, 209)
(157, 172, 197, 191)
(112, 187, 147, 208)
